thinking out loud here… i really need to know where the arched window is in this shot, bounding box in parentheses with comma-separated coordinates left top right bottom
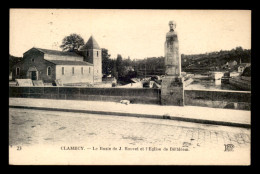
(62, 67, 65, 75)
(81, 67, 84, 74)
(72, 67, 75, 75)
(89, 67, 91, 73)
(47, 67, 51, 76)
(16, 67, 20, 76)
(87, 51, 89, 57)
(97, 51, 99, 56)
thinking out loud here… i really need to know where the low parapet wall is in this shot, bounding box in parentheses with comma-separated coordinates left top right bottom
(184, 89, 251, 110)
(9, 86, 251, 110)
(9, 86, 161, 104)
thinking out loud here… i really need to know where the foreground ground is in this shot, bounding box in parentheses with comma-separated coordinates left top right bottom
(9, 108, 250, 150)
(9, 108, 251, 165)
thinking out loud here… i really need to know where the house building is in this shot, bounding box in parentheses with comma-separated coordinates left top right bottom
(12, 36, 102, 84)
(238, 63, 251, 73)
(222, 60, 238, 69)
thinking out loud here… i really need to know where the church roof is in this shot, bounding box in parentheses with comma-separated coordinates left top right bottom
(46, 60, 93, 66)
(32, 48, 83, 57)
(80, 36, 100, 50)
(238, 63, 251, 67)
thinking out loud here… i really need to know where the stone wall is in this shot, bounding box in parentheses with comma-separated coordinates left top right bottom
(184, 89, 251, 110)
(9, 87, 161, 104)
(55, 65, 94, 84)
(229, 77, 251, 91)
(12, 49, 56, 83)
(81, 49, 102, 83)
(161, 77, 184, 106)
(9, 87, 251, 110)
(92, 49, 102, 83)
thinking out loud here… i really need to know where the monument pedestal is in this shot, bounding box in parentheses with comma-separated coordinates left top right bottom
(161, 76, 184, 106)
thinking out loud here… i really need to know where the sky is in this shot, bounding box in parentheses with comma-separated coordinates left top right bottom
(10, 9, 251, 59)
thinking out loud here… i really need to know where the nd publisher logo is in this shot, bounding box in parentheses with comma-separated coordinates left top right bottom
(224, 144, 234, 152)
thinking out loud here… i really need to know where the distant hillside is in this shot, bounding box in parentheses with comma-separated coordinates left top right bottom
(181, 47, 251, 72)
(132, 47, 251, 75)
(9, 55, 22, 73)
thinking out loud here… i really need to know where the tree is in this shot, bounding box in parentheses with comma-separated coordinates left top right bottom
(9, 55, 22, 74)
(116, 54, 124, 77)
(235, 46, 243, 52)
(124, 56, 131, 67)
(111, 60, 118, 79)
(60, 33, 85, 52)
(102, 48, 113, 76)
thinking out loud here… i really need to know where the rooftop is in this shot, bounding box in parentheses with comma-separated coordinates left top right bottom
(46, 60, 93, 66)
(239, 63, 251, 67)
(32, 48, 83, 57)
(79, 36, 100, 50)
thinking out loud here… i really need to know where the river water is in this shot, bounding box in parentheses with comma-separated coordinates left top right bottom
(185, 78, 247, 91)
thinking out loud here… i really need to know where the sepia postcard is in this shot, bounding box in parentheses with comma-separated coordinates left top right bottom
(9, 9, 251, 165)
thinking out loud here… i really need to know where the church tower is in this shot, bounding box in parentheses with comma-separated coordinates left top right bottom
(79, 36, 102, 83)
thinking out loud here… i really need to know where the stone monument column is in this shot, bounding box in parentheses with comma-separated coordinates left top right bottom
(161, 20, 184, 106)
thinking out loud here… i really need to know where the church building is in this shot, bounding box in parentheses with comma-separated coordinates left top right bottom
(12, 36, 102, 84)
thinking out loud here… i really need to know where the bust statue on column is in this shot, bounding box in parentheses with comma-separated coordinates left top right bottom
(161, 20, 184, 106)
(165, 20, 181, 76)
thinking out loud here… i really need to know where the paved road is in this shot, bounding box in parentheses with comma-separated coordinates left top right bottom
(9, 108, 250, 151)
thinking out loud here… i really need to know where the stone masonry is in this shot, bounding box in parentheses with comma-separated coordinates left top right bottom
(161, 20, 184, 106)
